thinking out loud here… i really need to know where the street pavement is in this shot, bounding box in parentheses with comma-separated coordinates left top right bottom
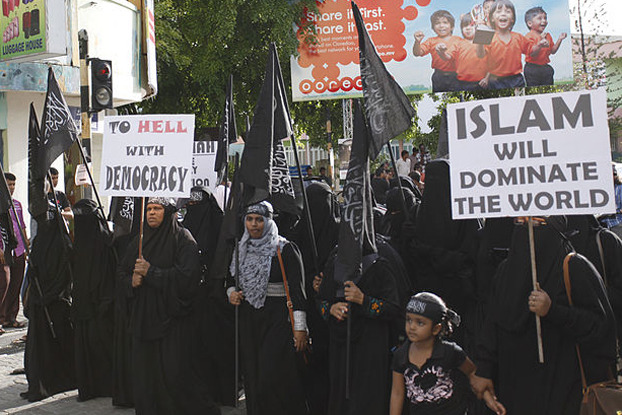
(0, 321, 245, 415)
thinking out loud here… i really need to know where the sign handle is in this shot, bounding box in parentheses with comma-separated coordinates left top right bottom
(138, 197, 145, 259)
(528, 216, 545, 363)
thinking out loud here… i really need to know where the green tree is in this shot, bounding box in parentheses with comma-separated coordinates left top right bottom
(141, 0, 318, 130)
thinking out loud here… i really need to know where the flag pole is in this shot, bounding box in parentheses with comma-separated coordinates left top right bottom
(232, 153, 240, 408)
(528, 217, 545, 363)
(346, 300, 352, 399)
(234, 239, 240, 408)
(290, 133, 320, 276)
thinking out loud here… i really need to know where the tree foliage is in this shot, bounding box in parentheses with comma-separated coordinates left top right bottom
(141, 0, 318, 130)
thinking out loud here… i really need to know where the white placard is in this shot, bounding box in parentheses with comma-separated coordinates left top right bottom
(447, 89, 615, 219)
(75, 163, 92, 186)
(192, 141, 218, 191)
(100, 114, 194, 197)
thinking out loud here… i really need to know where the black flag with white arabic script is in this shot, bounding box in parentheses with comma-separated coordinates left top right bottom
(352, 1, 416, 160)
(334, 100, 376, 290)
(240, 43, 299, 215)
(109, 196, 135, 240)
(239, 45, 275, 207)
(270, 44, 300, 215)
(38, 67, 79, 179)
(215, 75, 238, 184)
(28, 103, 48, 219)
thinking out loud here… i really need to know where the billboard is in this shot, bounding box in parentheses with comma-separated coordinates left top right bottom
(0, 0, 68, 62)
(291, 0, 572, 101)
(447, 89, 615, 219)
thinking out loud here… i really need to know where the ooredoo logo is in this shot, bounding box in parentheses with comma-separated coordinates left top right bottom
(299, 76, 363, 95)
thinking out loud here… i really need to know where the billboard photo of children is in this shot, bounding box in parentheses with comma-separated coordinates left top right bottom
(407, 0, 570, 93)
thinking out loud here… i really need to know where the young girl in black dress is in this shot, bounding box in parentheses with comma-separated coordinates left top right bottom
(390, 292, 506, 415)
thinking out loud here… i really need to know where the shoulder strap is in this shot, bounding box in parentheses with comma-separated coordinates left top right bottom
(595, 230, 608, 285)
(277, 246, 296, 336)
(563, 253, 588, 392)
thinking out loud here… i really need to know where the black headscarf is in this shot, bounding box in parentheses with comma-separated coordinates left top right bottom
(475, 217, 515, 303)
(296, 182, 340, 274)
(415, 160, 479, 252)
(182, 186, 223, 272)
(72, 199, 116, 321)
(566, 215, 601, 254)
(491, 218, 570, 332)
(380, 187, 416, 242)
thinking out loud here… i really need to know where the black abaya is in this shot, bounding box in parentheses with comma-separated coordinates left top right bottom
(71, 199, 116, 401)
(118, 207, 220, 415)
(182, 190, 236, 406)
(318, 254, 400, 415)
(23, 210, 75, 402)
(231, 242, 308, 415)
(293, 182, 339, 415)
(566, 214, 622, 345)
(476, 223, 617, 415)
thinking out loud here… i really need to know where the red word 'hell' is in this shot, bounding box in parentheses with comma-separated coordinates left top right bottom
(138, 120, 188, 134)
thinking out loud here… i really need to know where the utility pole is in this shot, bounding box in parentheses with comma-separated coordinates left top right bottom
(74, 29, 92, 201)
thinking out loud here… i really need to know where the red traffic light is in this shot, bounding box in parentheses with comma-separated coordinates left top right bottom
(93, 61, 111, 82)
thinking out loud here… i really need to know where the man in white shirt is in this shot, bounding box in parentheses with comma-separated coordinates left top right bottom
(396, 150, 411, 177)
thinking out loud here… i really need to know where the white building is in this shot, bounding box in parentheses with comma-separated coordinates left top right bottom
(0, 0, 156, 231)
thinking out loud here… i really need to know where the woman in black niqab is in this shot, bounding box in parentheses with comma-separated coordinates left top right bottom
(409, 160, 479, 349)
(566, 214, 622, 346)
(475, 217, 617, 415)
(72, 199, 116, 401)
(23, 200, 75, 402)
(293, 182, 339, 415)
(118, 197, 220, 415)
(181, 186, 235, 407)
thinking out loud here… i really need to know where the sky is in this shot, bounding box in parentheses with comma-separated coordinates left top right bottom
(580, 0, 622, 36)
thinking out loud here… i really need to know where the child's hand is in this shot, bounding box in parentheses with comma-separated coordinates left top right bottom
(479, 76, 489, 88)
(529, 283, 551, 317)
(483, 390, 506, 415)
(538, 38, 550, 48)
(414, 31, 425, 43)
(435, 43, 448, 54)
(558, 32, 567, 41)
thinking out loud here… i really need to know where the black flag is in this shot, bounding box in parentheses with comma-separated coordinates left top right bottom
(209, 154, 243, 280)
(109, 196, 135, 239)
(239, 45, 275, 207)
(334, 100, 376, 290)
(352, 1, 416, 159)
(270, 45, 300, 215)
(38, 67, 79, 178)
(215, 75, 238, 184)
(28, 103, 47, 219)
(239, 43, 299, 214)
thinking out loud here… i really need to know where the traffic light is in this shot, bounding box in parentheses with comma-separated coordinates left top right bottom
(90, 59, 113, 111)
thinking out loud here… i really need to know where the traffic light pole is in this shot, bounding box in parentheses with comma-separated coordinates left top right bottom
(77, 29, 104, 214)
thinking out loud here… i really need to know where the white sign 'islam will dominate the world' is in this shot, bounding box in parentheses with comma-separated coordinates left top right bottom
(447, 88, 615, 219)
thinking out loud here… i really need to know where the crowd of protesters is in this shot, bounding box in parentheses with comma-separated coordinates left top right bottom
(2, 153, 621, 415)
